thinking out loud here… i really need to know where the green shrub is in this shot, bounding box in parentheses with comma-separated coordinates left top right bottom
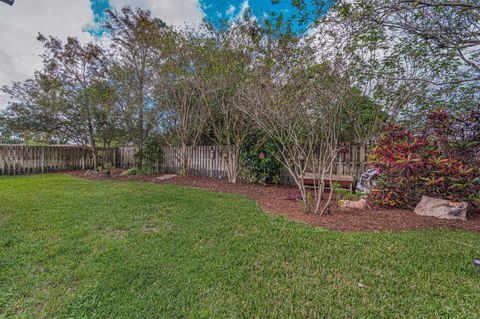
(240, 137, 282, 185)
(143, 134, 164, 170)
(332, 182, 366, 201)
(135, 133, 164, 171)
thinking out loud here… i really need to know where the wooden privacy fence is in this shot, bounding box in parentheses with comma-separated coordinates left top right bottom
(118, 145, 236, 178)
(163, 146, 234, 178)
(118, 147, 136, 169)
(0, 144, 368, 180)
(118, 143, 369, 181)
(0, 145, 117, 176)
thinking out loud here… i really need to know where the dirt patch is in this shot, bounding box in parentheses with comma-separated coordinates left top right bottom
(65, 169, 480, 232)
(142, 226, 158, 233)
(105, 229, 128, 239)
(0, 215, 9, 224)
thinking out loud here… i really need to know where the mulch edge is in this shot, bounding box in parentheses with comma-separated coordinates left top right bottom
(62, 170, 480, 233)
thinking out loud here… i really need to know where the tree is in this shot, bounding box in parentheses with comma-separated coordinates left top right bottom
(1, 78, 68, 144)
(88, 80, 123, 148)
(283, 0, 480, 125)
(195, 22, 256, 183)
(2, 35, 114, 167)
(239, 28, 353, 214)
(105, 7, 166, 165)
(155, 27, 207, 176)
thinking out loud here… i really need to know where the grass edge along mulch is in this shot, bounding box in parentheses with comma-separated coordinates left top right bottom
(67, 170, 480, 232)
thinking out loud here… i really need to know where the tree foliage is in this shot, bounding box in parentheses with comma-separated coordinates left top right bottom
(283, 0, 480, 125)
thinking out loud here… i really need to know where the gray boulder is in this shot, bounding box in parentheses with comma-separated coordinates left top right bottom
(414, 196, 467, 221)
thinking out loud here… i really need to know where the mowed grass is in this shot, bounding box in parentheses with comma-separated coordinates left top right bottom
(0, 175, 479, 318)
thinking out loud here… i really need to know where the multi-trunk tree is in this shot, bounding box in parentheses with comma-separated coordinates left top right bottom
(195, 22, 256, 183)
(154, 27, 208, 176)
(237, 22, 353, 214)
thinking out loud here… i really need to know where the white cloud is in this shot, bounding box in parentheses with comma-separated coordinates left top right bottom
(110, 0, 204, 26)
(226, 1, 250, 22)
(226, 5, 235, 16)
(239, 0, 249, 15)
(0, 0, 96, 109)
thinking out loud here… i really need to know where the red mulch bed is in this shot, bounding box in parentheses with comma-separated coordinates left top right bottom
(65, 169, 480, 232)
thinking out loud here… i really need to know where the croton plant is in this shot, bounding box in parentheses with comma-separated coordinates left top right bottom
(368, 109, 480, 209)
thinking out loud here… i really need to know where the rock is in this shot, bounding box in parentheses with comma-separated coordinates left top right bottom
(414, 196, 467, 221)
(154, 174, 177, 181)
(339, 198, 368, 210)
(474, 258, 480, 273)
(84, 170, 99, 176)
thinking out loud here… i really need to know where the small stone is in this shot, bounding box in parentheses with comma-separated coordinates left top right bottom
(84, 170, 99, 176)
(339, 199, 368, 210)
(154, 174, 178, 181)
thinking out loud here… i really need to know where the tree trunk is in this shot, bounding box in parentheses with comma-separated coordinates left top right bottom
(180, 141, 189, 176)
(88, 130, 98, 170)
(136, 72, 145, 169)
(85, 108, 98, 170)
(90, 137, 98, 170)
(226, 144, 241, 183)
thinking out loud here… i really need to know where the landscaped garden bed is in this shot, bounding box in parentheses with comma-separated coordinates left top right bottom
(67, 169, 480, 232)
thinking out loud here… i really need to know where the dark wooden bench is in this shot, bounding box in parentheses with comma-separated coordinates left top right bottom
(303, 173, 354, 191)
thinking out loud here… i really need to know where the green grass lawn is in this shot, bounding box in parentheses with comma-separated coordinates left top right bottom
(0, 175, 479, 318)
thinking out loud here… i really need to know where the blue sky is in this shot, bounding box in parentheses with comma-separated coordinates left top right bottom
(201, 0, 308, 23)
(90, 0, 304, 22)
(88, 0, 329, 35)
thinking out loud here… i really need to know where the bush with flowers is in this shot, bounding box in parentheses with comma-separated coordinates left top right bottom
(240, 136, 282, 185)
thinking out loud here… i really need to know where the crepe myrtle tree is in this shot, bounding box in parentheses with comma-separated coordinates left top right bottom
(155, 27, 208, 176)
(240, 35, 351, 214)
(194, 22, 257, 183)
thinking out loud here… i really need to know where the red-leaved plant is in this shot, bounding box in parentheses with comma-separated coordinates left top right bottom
(369, 109, 480, 209)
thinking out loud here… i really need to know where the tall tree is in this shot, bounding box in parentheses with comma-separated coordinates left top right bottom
(195, 22, 256, 183)
(1, 35, 120, 163)
(155, 27, 207, 176)
(38, 35, 107, 166)
(105, 7, 166, 165)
